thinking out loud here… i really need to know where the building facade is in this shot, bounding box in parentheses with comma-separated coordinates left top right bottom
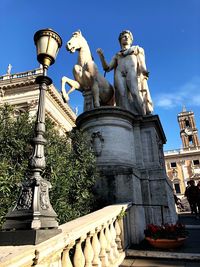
(164, 107, 200, 196)
(0, 67, 76, 133)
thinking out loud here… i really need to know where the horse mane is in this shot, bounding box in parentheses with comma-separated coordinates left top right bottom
(73, 31, 94, 61)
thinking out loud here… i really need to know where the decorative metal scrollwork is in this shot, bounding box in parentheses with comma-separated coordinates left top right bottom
(40, 181, 50, 210)
(16, 186, 33, 210)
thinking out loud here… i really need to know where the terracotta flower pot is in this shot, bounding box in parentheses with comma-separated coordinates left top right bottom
(145, 237, 187, 249)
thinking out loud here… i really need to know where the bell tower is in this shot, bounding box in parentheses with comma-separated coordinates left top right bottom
(178, 106, 200, 149)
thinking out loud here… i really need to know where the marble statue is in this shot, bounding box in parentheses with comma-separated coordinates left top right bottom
(6, 64, 12, 75)
(61, 30, 114, 110)
(97, 30, 153, 115)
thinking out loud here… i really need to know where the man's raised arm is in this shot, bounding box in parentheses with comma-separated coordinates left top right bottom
(96, 48, 116, 72)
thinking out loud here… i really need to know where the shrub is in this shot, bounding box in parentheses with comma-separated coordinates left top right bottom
(0, 104, 97, 227)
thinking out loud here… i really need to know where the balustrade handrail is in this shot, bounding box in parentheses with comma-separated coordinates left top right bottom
(0, 68, 43, 81)
(0, 203, 131, 267)
(164, 146, 200, 155)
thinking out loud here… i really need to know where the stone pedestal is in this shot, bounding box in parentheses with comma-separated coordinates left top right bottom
(76, 107, 177, 244)
(83, 91, 94, 111)
(0, 229, 61, 245)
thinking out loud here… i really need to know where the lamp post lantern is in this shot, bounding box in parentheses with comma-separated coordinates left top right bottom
(0, 29, 62, 245)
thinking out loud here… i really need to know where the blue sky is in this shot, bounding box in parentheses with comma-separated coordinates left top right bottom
(0, 0, 200, 151)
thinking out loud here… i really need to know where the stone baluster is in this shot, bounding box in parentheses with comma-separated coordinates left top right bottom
(84, 232, 94, 267)
(92, 228, 101, 267)
(73, 237, 86, 267)
(57, 252, 62, 267)
(110, 218, 119, 259)
(115, 219, 123, 252)
(99, 225, 109, 267)
(61, 243, 74, 267)
(57, 251, 62, 267)
(39, 250, 62, 267)
(105, 221, 114, 264)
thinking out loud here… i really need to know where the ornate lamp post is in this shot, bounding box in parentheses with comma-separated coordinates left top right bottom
(0, 29, 62, 245)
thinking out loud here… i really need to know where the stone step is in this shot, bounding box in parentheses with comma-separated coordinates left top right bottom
(126, 249, 200, 261)
(120, 256, 200, 267)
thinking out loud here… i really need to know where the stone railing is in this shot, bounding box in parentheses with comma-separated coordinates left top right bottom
(0, 203, 132, 267)
(164, 148, 181, 155)
(0, 68, 43, 81)
(164, 146, 200, 155)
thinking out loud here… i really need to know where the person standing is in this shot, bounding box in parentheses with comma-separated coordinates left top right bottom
(185, 180, 198, 216)
(196, 181, 200, 215)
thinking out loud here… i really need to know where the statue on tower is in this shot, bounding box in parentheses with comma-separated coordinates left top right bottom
(6, 64, 12, 75)
(97, 30, 153, 115)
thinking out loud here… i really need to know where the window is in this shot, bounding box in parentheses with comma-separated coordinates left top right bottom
(185, 119, 190, 127)
(193, 160, 200, 165)
(170, 162, 177, 168)
(188, 135, 193, 145)
(174, 183, 181, 194)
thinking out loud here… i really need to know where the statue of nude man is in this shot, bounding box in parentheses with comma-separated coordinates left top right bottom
(97, 30, 153, 115)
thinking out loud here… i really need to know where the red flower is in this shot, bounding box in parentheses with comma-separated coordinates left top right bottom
(144, 223, 188, 240)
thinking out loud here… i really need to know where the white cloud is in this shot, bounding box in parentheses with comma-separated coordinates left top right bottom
(154, 76, 200, 109)
(156, 98, 174, 108)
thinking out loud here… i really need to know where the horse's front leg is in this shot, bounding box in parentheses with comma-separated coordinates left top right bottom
(61, 76, 81, 102)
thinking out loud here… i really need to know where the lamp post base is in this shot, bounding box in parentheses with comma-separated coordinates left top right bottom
(2, 176, 59, 231)
(0, 228, 61, 245)
(0, 176, 61, 246)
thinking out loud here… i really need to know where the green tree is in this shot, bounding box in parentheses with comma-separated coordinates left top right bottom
(0, 104, 97, 227)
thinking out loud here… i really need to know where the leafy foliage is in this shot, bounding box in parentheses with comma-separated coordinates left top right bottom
(0, 104, 97, 227)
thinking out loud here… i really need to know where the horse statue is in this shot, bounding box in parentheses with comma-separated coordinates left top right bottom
(61, 30, 115, 111)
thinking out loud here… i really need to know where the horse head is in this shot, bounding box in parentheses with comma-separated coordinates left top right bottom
(66, 30, 84, 53)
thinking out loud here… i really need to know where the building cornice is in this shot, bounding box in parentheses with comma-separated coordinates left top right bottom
(0, 68, 76, 125)
(0, 79, 36, 90)
(48, 84, 76, 125)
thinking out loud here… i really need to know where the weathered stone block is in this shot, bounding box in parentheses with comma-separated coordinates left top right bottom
(76, 107, 177, 244)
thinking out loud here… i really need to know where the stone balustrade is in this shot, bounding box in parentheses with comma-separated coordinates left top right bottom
(164, 146, 200, 155)
(0, 68, 43, 81)
(0, 203, 132, 267)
